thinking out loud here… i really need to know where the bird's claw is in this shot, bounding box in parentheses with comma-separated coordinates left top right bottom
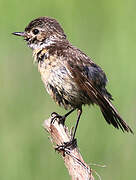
(51, 112, 66, 125)
(55, 138, 77, 152)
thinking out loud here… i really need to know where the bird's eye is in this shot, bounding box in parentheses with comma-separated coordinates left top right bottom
(32, 29, 39, 35)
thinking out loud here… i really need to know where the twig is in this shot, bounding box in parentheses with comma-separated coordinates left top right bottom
(43, 113, 94, 180)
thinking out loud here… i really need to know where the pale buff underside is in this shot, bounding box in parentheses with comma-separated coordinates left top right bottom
(33, 49, 91, 109)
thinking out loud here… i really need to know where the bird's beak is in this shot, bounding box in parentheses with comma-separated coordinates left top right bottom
(12, 32, 26, 37)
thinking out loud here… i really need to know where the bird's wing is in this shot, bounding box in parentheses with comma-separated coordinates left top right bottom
(65, 49, 133, 134)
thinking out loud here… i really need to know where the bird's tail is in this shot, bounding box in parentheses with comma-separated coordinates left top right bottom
(99, 97, 133, 134)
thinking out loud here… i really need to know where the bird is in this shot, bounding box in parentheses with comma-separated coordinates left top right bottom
(12, 16, 133, 145)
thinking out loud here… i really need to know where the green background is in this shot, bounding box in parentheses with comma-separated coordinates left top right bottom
(1, 0, 136, 179)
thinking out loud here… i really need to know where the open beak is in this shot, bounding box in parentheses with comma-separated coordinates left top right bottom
(12, 32, 26, 37)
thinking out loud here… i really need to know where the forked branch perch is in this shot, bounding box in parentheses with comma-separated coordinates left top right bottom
(43, 113, 94, 180)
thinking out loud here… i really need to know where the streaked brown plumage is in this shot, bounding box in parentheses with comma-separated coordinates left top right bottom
(13, 17, 133, 141)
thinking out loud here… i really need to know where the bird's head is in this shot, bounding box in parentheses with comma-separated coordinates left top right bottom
(12, 17, 66, 50)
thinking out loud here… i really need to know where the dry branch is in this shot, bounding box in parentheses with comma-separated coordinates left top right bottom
(43, 113, 94, 180)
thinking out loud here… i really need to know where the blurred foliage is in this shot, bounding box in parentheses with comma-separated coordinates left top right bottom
(0, 0, 136, 179)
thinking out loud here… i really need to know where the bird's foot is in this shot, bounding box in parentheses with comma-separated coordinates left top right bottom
(55, 138, 77, 152)
(51, 112, 66, 125)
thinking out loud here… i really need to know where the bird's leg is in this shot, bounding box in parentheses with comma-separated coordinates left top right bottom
(55, 107, 82, 151)
(71, 107, 82, 141)
(51, 108, 75, 125)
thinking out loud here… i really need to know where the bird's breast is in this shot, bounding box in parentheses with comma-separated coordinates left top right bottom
(38, 54, 90, 109)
